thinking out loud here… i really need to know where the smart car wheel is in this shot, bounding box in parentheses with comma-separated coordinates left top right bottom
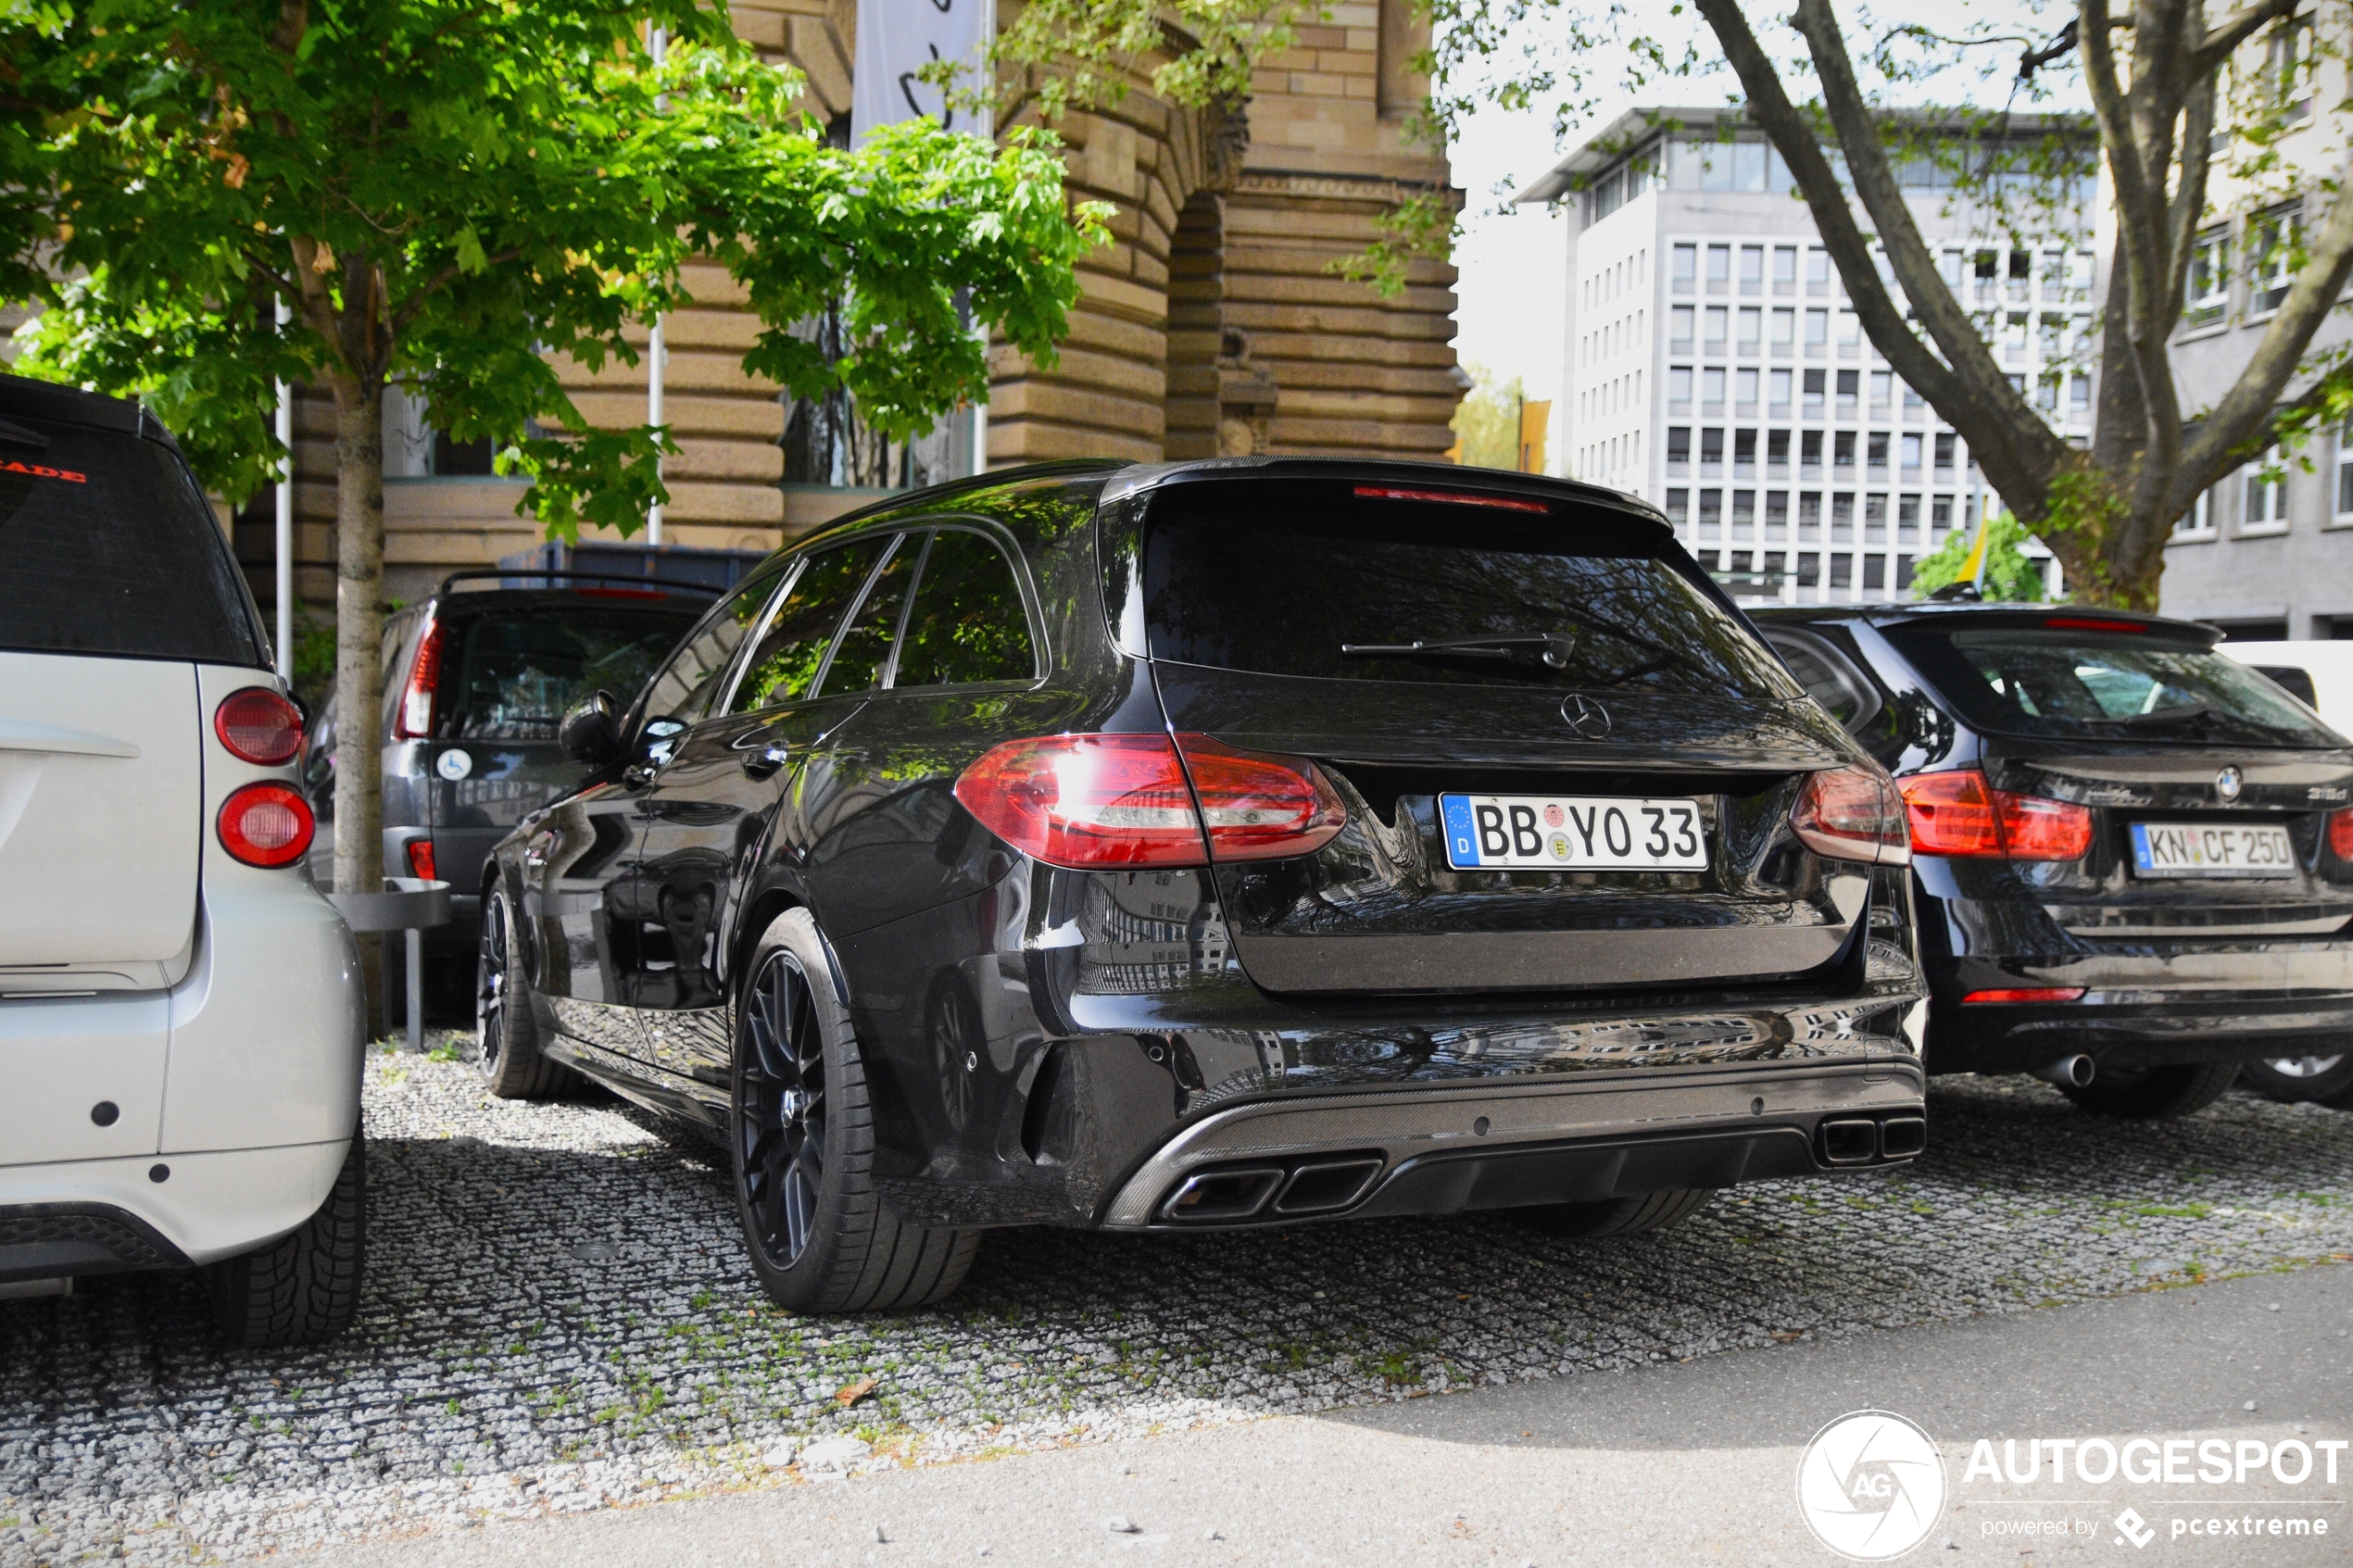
(1513, 1187, 1715, 1239)
(477, 884, 573, 1099)
(2238, 1053, 2353, 1107)
(2061, 1060, 2239, 1119)
(731, 909, 979, 1314)
(209, 1135, 366, 1347)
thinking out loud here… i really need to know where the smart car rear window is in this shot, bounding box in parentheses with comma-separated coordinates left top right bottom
(1888, 624, 2342, 747)
(1141, 478, 1796, 699)
(0, 415, 264, 665)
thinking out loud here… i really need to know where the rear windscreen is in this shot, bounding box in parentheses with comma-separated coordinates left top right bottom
(1888, 625, 2342, 747)
(1141, 480, 1798, 699)
(443, 601, 701, 740)
(0, 414, 264, 664)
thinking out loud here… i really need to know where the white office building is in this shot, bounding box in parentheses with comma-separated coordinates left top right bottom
(1517, 107, 2094, 603)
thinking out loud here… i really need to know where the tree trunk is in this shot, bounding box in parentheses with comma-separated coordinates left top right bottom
(331, 383, 386, 901)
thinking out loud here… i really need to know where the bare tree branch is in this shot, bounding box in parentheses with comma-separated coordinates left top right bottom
(2190, 0, 2302, 76)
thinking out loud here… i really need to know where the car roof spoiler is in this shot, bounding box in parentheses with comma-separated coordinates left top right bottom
(435, 568, 728, 599)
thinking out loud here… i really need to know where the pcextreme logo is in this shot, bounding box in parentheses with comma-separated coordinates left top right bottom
(1796, 1411, 1949, 1560)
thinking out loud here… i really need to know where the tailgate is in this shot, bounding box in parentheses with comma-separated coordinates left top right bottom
(0, 651, 202, 986)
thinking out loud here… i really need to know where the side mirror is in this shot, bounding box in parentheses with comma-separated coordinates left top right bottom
(559, 689, 623, 765)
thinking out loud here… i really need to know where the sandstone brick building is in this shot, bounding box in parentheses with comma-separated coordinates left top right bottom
(241, 0, 1464, 611)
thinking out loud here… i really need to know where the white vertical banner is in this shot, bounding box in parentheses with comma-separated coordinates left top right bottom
(851, 0, 991, 144)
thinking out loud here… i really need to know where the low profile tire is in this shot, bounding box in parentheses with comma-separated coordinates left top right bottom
(478, 883, 574, 1099)
(209, 1135, 366, 1347)
(2061, 1060, 2240, 1119)
(1514, 1187, 1715, 1239)
(2237, 1053, 2353, 1107)
(731, 909, 978, 1314)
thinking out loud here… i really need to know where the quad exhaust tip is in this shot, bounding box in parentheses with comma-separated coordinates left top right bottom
(1160, 1155, 1387, 1224)
(2030, 1054, 2096, 1089)
(1818, 1114, 1928, 1167)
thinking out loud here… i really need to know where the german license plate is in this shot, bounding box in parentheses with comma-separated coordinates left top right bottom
(1440, 794, 1707, 871)
(2128, 821, 2296, 878)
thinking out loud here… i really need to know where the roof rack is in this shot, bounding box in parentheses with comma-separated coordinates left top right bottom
(434, 568, 726, 598)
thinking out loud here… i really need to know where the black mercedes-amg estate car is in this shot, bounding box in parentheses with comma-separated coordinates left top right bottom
(1755, 603, 2353, 1119)
(480, 458, 1928, 1312)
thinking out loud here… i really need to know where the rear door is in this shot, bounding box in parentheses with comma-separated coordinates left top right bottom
(1125, 473, 1862, 996)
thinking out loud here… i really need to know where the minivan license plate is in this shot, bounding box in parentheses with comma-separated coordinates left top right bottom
(1440, 794, 1706, 872)
(2128, 821, 2296, 878)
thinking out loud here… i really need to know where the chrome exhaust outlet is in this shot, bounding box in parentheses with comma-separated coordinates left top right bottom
(2031, 1054, 2095, 1088)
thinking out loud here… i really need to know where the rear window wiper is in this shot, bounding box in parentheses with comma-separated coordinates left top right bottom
(1341, 633, 1577, 669)
(2110, 703, 2219, 730)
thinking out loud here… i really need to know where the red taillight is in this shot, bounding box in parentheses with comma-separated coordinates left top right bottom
(2330, 808, 2353, 860)
(1790, 764, 1909, 865)
(395, 619, 444, 739)
(951, 733, 1346, 869)
(1351, 483, 1550, 513)
(1963, 986, 2087, 1004)
(217, 782, 314, 868)
(2044, 617, 2145, 633)
(1899, 770, 2092, 860)
(212, 686, 304, 764)
(407, 839, 437, 880)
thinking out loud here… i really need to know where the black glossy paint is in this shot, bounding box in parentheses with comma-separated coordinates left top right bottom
(1756, 604, 2353, 1074)
(489, 459, 1929, 1235)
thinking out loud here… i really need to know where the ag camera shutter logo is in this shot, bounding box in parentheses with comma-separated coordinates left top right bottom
(1796, 1410, 1948, 1560)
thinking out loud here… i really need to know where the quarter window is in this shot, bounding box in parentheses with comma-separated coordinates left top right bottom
(892, 530, 1038, 688)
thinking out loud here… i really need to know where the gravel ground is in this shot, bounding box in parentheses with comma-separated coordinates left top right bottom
(5, 1037, 2351, 1566)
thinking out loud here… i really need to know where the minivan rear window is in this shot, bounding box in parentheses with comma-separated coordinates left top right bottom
(1888, 624, 2341, 747)
(0, 415, 264, 665)
(1140, 480, 1797, 699)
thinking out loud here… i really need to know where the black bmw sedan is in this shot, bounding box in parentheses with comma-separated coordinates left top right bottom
(1754, 602, 2353, 1120)
(479, 458, 1927, 1312)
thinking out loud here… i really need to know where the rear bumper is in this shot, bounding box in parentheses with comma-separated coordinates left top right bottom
(1930, 992, 2353, 1074)
(1099, 1060, 1925, 1230)
(0, 1139, 351, 1279)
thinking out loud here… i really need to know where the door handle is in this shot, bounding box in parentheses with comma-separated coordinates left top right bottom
(740, 745, 791, 780)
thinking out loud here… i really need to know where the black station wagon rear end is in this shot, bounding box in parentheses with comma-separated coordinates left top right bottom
(482, 458, 1929, 1312)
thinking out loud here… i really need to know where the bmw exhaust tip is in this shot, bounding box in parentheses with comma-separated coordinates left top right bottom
(2031, 1054, 2096, 1089)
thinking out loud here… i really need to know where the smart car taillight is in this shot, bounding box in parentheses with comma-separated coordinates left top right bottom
(2330, 808, 2353, 860)
(394, 619, 444, 739)
(212, 686, 304, 764)
(952, 733, 1346, 869)
(1899, 770, 2091, 861)
(217, 782, 314, 868)
(1789, 764, 1909, 865)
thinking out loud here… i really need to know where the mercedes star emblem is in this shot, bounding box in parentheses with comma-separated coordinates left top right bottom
(2215, 765, 2243, 802)
(1562, 694, 1612, 739)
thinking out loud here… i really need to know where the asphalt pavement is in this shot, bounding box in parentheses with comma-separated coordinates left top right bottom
(305, 1262, 2353, 1568)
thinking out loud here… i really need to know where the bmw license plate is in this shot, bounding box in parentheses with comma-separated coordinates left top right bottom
(2128, 821, 2296, 878)
(1440, 794, 1707, 872)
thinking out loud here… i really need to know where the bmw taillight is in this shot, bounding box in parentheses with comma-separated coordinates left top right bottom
(2329, 808, 2353, 860)
(1899, 770, 2092, 861)
(1789, 764, 1910, 865)
(394, 619, 444, 739)
(213, 686, 305, 764)
(952, 733, 1345, 869)
(217, 782, 314, 868)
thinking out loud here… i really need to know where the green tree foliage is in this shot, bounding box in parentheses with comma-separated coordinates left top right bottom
(1450, 360, 1526, 470)
(1910, 513, 2051, 604)
(1, 0, 1107, 899)
(1413, 0, 2353, 609)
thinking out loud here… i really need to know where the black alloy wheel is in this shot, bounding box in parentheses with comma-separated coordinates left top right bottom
(2239, 1052, 2353, 1107)
(477, 885, 571, 1099)
(727, 908, 980, 1313)
(737, 945, 828, 1270)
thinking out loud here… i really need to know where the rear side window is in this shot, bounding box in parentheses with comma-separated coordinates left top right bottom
(1141, 479, 1797, 699)
(0, 415, 263, 664)
(893, 529, 1036, 688)
(1762, 628, 1882, 734)
(1889, 624, 2341, 746)
(816, 534, 918, 695)
(638, 560, 788, 726)
(443, 600, 701, 741)
(729, 535, 892, 713)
